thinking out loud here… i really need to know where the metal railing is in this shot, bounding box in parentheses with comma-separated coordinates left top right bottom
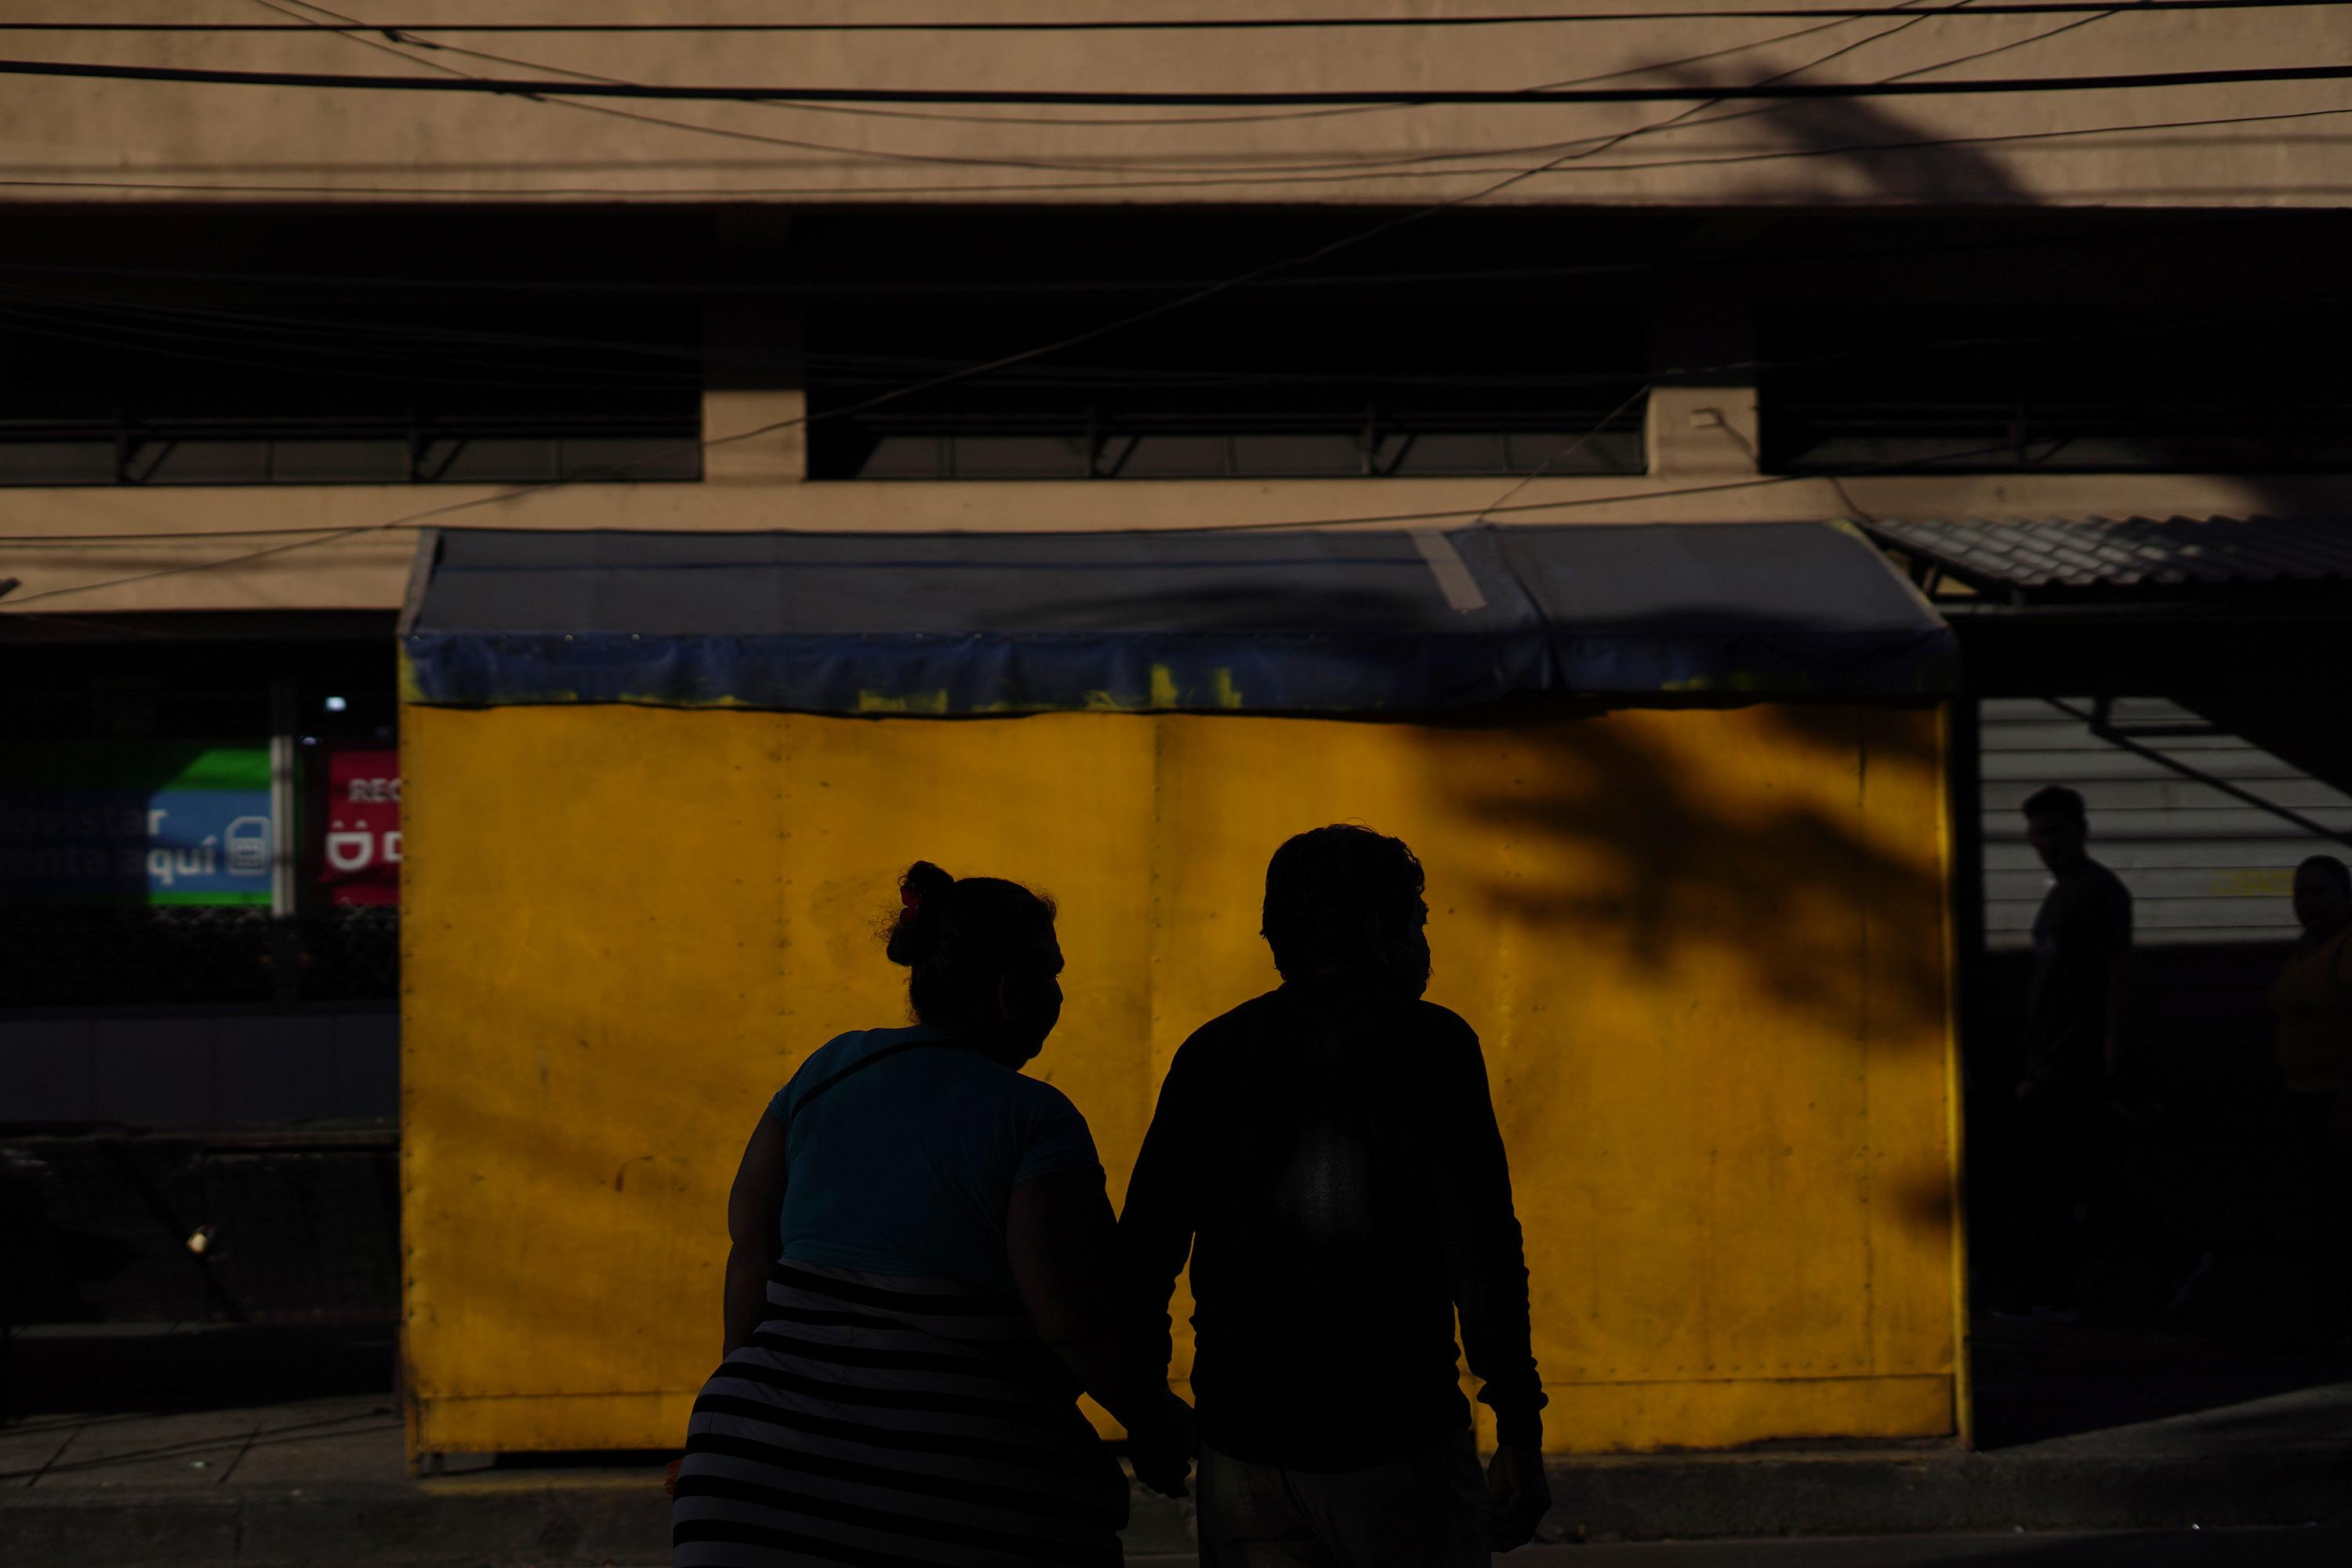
(822, 402, 1649, 480)
(0, 906, 397, 1009)
(0, 410, 700, 485)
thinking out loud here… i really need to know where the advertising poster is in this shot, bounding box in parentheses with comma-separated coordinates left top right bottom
(319, 748, 401, 906)
(0, 744, 276, 905)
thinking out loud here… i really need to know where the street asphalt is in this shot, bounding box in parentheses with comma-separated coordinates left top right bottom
(5, 1321, 2348, 1566)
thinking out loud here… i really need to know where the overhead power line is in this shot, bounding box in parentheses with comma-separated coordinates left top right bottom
(0, 0, 1953, 132)
(8, 274, 2344, 606)
(0, 212, 2294, 297)
(245, 0, 1918, 176)
(0, 2, 2344, 30)
(0, 430, 2194, 614)
(0, 0, 2140, 139)
(4, 99, 2345, 201)
(5, 54, 2352, 106)
(0, 6, 2237, 394)
(2, 5, 2341, 608)
(7, 35, 1674, 608)
(6, 281, 2343, 549)
(234, 0, 2009, 185)
(0, 0, 2287, 200)
(0, 3, 2181, 434)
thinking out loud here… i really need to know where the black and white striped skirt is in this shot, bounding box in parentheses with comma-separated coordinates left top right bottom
(672, 1260, 1130, 1567)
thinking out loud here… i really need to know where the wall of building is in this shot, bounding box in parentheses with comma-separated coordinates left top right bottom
(400, 698, 1958, 1457)
(1, 2, 2344, 209)
(7, 199, 2350, 619)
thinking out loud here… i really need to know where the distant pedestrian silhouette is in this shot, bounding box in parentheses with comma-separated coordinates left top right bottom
(671, 861, 1189, 1567)
(1999, 785, 2134, 1321)
(1120, 825, 1550, 1565)
(2270, 854, 2352, 1338)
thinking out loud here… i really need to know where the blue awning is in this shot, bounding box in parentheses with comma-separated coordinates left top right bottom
(401, 523, 1955, 713)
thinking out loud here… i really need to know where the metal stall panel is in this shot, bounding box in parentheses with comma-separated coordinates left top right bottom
(401, 700, 1958, 1459)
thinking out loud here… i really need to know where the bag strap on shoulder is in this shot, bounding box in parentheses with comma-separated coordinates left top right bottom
(782, 1035, 964, 1133)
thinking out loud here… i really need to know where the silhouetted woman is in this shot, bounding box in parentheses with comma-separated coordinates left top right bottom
(672, 862, 1191, 1566)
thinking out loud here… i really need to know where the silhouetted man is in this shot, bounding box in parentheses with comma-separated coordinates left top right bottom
(2002, 783, 2133, 1319)
(1120, 825, 1549, 1565)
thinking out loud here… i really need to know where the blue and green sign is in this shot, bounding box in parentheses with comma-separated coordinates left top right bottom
(0, 744, 275, 906)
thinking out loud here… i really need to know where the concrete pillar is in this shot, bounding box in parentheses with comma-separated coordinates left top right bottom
(701, 390, 808, 485)
(701, 214, 805, 485)
(1645, 289, 1761, 481)
(1646, 384, 1761, 481)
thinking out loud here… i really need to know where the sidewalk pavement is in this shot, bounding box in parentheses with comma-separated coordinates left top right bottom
(4, 1371, 2348, 1568)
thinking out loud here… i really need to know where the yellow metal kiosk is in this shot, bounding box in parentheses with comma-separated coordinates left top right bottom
(397, 523, 1964, 1465)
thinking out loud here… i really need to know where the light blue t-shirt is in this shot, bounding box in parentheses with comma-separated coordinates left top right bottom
(767, 1024, 1102, 1295)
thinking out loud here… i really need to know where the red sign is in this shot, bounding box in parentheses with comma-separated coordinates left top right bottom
(321, 749, 401, 906)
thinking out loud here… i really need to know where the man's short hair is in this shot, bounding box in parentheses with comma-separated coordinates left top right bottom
(2299, 854, 2352, 898)
(2021, 784, 2088, 828)
(1261, 824, 1427, 987)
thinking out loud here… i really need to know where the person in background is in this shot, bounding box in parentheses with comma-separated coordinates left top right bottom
(671, 861, 1191, 1568)
(1120, 825, 1550, 1566)
(2270, 854, 2352, 1339)
(2001, 784, 2134, 1322)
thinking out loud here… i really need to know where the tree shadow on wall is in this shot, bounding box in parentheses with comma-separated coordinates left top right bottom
(1421, 695, 1949, 1063)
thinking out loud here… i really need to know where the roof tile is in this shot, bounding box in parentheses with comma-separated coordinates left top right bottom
(1862, 516, 2352, 596)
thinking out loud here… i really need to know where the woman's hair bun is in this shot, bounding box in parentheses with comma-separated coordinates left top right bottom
(880, 863, 1058, 1029)
(885, 860, 956, 966)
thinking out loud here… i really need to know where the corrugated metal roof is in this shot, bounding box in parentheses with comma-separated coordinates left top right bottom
(1859, 516, 2352, 597)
